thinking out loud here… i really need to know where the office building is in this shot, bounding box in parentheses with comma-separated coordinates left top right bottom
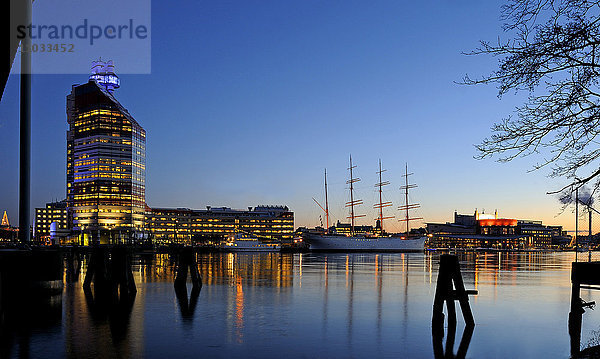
(146, 205, 294, 244)
(66, 60, 146, 244)
(34, 200, 68, 241)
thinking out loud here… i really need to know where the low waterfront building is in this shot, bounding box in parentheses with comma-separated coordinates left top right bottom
(430, 234, 531, 250)
(146, 205, 294, 244)
(425, 222, 474, 235)
(427, 210, 564, 249)
(34, 200, 69, 242)
(426, 211, 478, 235)
(516, 220, 554, 247)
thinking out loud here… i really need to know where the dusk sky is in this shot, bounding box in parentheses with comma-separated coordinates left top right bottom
(0, 1, 587, 233)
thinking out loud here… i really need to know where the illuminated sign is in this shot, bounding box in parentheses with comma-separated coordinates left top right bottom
(90, 73, 120, 87)
(89, 59, 120, 92)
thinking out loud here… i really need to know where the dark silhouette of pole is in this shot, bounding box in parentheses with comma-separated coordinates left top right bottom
(18, 0, 31, 242)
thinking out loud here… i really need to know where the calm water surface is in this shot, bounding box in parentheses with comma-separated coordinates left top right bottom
(2, 252, 596, 358)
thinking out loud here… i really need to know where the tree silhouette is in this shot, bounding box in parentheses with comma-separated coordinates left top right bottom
(465, 0, 600, 194)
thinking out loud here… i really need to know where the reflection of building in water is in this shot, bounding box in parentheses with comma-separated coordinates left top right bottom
(146, 206, 294, 244)
(132, 253, 179, 284)
(427, 210, 567, 249)
(211, 253, 294, 345)
(235, 276, 244, 344)
(63, 273, 145, 358)
(456, 251, 572, 292)
(198, 253, 294, 288)
(116, 253, 295, 287)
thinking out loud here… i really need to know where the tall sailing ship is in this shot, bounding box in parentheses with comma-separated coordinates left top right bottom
(303, 157, 427, 252)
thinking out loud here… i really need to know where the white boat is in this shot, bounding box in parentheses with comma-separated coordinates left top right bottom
(305, 158, 427, 252)
(221, 233, 281, 252)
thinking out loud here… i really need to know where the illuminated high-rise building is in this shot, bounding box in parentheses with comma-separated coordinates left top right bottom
(66, 60, 146, 244)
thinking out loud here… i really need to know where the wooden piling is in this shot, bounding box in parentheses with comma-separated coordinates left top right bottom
(110, 246, 137, 299)
(83, 246, 136, 301)
(65, 247, 82, 283)
(432, 255, 477, 333)
(83, 246, 110, 292)
(174, 247, 201, 290)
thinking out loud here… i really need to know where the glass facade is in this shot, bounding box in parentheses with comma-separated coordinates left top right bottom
(146, 206, 294, 245)
(66, 79, 146, 243)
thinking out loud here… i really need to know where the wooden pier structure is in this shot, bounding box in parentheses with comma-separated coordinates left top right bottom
(569, 261, 600, 357)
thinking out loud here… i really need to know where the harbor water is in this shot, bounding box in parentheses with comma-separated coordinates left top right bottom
(1, 251, 594, 358)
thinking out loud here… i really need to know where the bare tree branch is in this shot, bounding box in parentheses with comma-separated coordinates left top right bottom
(466, 0, 600, 197)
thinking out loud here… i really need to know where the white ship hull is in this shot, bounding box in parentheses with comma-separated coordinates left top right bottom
(304, 233, 426, 252)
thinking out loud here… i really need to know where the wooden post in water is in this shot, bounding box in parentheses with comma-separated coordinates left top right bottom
(83, 246, 111, 293)
(174, 247, 201, 290)
(65, 247, 82, 283)
(83, 246, 136, 301)
(432, 255, 477, 335)
(110, 246, 137, 299)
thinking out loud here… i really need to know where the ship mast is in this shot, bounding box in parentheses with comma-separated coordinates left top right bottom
(311, 169, 330, 233)
(346, 155, 364, 236)
(374, 159, 393, 235)
(325, 168, 330, 233)
(398, 163, 422, 235)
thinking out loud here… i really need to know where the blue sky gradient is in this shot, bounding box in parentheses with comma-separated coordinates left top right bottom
(0, 1, 586, 233)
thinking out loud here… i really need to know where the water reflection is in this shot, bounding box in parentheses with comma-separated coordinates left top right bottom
(64, 260, 143, 359)
(432, 324, 474, 359)
(234, 276, 244, 344)
(197, 253, 294, 287)
(0, 251, 587, 358)
(0, 293, 62, 358)
(82, 286, 136, 342)
(174, 284, 200, 325)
